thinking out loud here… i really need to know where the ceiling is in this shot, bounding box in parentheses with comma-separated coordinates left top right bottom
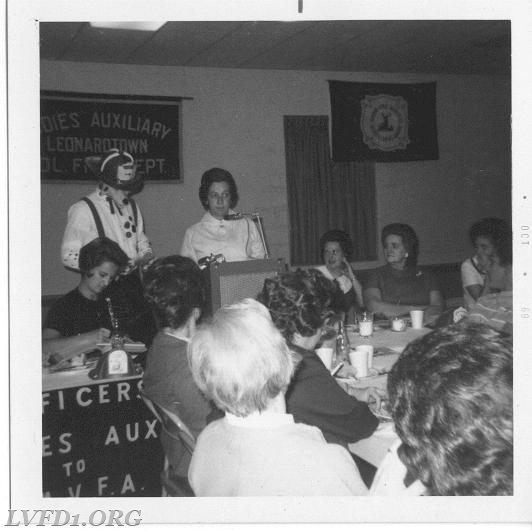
(39, 20, 511, 75)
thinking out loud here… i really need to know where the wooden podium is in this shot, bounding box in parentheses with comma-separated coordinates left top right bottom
(207, 258, 286, 315)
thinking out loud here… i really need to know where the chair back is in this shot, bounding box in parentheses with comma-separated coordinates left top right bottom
(139, 389, 196, 454)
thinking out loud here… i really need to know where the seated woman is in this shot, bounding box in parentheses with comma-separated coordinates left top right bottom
(315, 229, 364, 320)
(363, 223, 444, 322)
(42, 237, 129, 366)
(180, 167, 266, 264)
(371, 322, 513, 496)
(461, 217, 512, 310)
(257, 269, 380, 448)
(142, 255, 212, 482)
(187, 298, 368, 496)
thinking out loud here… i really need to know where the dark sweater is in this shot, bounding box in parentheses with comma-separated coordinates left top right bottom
(285, 343, 379, 447)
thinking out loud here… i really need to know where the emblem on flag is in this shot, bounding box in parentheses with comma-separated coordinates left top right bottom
(360, 94, 410, 152)
(329, 80, 438, 162)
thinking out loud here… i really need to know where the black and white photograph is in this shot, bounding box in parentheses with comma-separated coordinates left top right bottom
(3, 0, 532, 526)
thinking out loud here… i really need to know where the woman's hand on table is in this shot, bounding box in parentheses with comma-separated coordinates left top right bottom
(43, 327, 112, 366)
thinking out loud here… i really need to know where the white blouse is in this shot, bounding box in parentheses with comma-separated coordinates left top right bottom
(180, 211, 265, 263)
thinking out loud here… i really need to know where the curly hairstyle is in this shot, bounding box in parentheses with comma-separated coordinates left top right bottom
(143, 255, 206, 329)
(387, 322, 513, 496)
(198, 167, 239, 210)
(257, 269, 335, 341)
(78, 237, 129, 275)
(319, 229, 354, 261)
(381, 223, 419, 267)
(469, 217, 512, 266)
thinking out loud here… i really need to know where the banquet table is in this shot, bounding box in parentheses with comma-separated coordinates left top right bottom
(42, 365, 164, 497)
(338, 326, 431, 468)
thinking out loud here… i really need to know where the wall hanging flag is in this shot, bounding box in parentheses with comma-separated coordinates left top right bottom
(329, 80, 439, 162)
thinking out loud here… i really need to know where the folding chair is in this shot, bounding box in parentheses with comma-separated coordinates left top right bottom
(139, 388, 196, 496)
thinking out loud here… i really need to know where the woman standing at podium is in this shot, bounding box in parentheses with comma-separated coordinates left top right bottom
(180, 168, 266, 264)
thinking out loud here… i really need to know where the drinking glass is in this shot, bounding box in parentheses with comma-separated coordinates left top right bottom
(357, 311, 374, 338)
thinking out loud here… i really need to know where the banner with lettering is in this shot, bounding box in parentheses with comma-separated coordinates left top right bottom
(42, 377, 164, 497)
(40, 91, 182, 181)
(329, 80, 439, 162)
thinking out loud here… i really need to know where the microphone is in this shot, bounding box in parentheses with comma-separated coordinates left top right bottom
(223, 212, 257, 221)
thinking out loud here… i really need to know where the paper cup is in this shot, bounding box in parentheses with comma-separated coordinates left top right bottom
(391, 317, 407, 332)
(349, 349, 369, 378)
(410, 310, 424, 329)
(315, 347, 334, 370)
(355, 344, 374, 369)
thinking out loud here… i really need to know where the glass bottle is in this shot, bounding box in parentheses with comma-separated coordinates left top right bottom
(106, 297, 125, 350)
(335, 319, 351, 362)
(110, 318, 125, 350)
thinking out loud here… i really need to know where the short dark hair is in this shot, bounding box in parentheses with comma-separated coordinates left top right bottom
(257, 269, 335, 341)
(381, 223, 419, 267)
(78, 237, 129, 274)
(319, 229, 354, 261)
(387, 322, 513, 496)
(198, 167, 239, 210)
(469, 217, 512, 265)
(143, 255, 206, 329)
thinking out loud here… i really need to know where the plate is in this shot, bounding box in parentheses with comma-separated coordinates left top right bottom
(337, 367, 383, 381)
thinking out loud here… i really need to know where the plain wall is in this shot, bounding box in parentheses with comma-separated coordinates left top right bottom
(40, 61, 511, 295)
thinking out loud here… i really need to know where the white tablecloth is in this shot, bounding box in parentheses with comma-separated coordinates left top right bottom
(347, 325, 429, 352)
(342, 326, 431, 467)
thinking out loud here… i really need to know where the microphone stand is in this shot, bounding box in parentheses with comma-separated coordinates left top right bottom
(225, 212, 270, 259)
(250, 213, 269, 259)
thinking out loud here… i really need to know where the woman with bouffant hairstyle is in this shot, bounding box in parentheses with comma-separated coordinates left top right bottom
(364, 223, 444, 322)
(462, 217, 512, 309)
(257, 269, 380, 448)
(316, 229, 364, 319)
(382, 322, 513, 496)
(42, 237, 129, 366)
(180, 167, 265, 263)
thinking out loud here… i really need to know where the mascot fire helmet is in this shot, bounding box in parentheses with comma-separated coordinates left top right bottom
(85, 149, 143, 191)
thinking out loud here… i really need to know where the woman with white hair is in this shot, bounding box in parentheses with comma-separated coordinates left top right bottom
(187, 298, 367, 496)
